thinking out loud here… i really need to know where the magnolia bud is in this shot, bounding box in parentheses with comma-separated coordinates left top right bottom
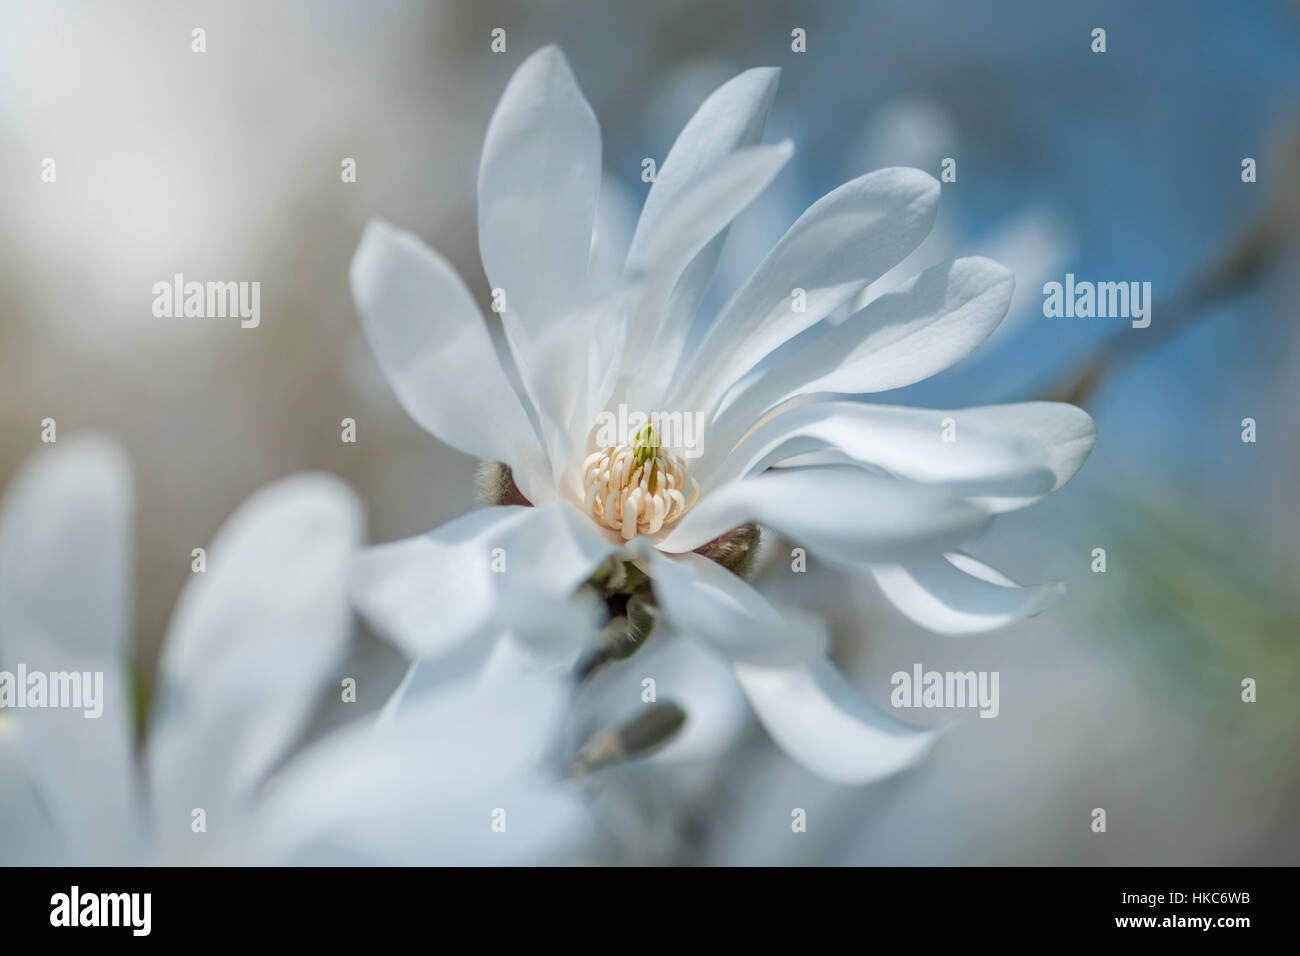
(476, 460, 531, 506)
(693, 522, 761, 577)
(572, 701, 687, 773)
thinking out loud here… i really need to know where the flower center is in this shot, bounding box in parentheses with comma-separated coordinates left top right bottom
(582, 420, 699, 540)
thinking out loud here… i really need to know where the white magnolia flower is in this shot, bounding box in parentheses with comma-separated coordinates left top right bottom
(349, 47, 1097, 784)
(0, 439, 588, 865)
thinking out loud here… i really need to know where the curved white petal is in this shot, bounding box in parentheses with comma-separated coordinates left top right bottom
(824, 257, 1013, 393)
(639, 545, 826, 666)
(657, 467, 990, 566)
(620, 142, 794, 410)
(350, 220, 550, 499)
(378, 588, 604, 722)
(253, 668, 589, 865)
(944, 402, 1098, 510)
(569, 629, 749, 766)
(478, 45, 600, 329)
(352, 509, 506, 666)
(706, 400, 1055, 499)
(624, 66, 780, 367)
(627, 66, 779, 264)
(375, 592, 601, 724)
(148, 474, 363, 838)
(352, 502, 618, 667)
(734, 657, 935, 785)
(871, 552, 1062, 635)
(529, 284, 643, 488)
(589, 174, 640, 293)
(0, 438, 137, 863)
(0, 720, 60, 863)
(671, 167, 941, 418)
(709, 257, 1013, 455)
(705, 401, 1095, 513)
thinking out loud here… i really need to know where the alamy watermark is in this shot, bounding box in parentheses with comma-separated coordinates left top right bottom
(890, 663, 999, 718)
(50, 886, 151, 936)
(593, 403, 705, 459)
(0, 665, 104, 718)
(1042, 273, 1151, 328)
(152, 273, 260, 328)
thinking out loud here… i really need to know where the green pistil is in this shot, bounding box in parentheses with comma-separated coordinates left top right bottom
(632, 422, 662, 491)
(632, 422, 660, 466)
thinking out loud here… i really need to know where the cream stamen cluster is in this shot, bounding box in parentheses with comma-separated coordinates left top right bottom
(582, 423, 699, 540)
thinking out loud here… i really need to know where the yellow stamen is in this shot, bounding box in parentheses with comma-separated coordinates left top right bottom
(582, 420, 699, 540)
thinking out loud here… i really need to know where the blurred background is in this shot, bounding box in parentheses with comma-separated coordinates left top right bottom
(1, 0, 1297, 864)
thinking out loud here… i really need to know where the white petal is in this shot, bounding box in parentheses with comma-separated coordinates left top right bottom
(0, 438, 138, 862)
(734, 657, 935, 785)
(639, 545, 826, 666)
(350, 220, 550, 498)
(942, 402, 1098, 510)
(148, 474, 363, 836)
(871, 552, 1062, 635)
(709, 257, 1013, 454)
(619, 143, 794, 409)
(706, 401, 1053, 498)
(628, 66, 779, 263)
(478, 45, 600, 328)
(378, 588, 604, 722)
(352, 511, 500, 667)
(705, 400, 1095, 513)
(529, 285, 643, 486)
(588, 174, 640, 293)
(352, 503, 618, 667)
(671, 167, 941, 418)
(253, 669, 589, 864)
(657, 466, 991, 566)
(819, 257, 1012, 392)
(624, 66, 780, 358)
(0, 721, 60, 863)
(473, 46, 607, 465)
(570, 630, 749, 766)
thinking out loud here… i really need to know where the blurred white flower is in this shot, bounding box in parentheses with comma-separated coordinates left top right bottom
(0, 439, 589, 865)
(349, 46, 1097, 784)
